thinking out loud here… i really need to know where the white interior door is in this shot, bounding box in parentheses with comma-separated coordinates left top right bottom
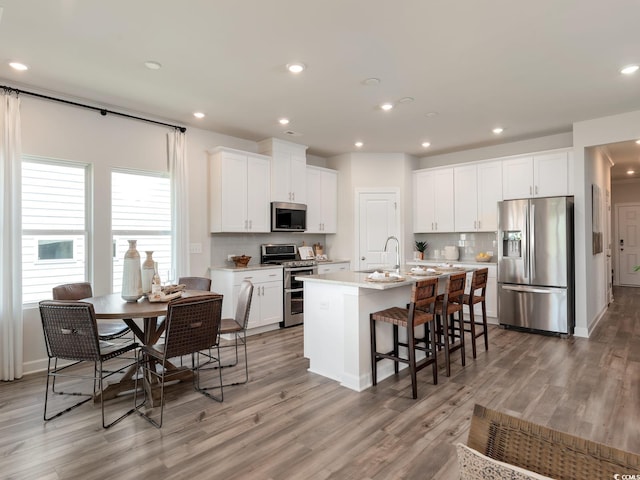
(616, 204, 640, 286)
(357, 191, 400, 270)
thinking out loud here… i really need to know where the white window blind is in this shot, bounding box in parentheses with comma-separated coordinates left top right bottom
(112, 171, 172, 292)
(22, 159, 88, 304)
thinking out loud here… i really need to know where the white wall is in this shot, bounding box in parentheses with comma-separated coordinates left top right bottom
(573, 109, 640, 336)
(19, 95, 258, 373)
(326, 153, 416, 268)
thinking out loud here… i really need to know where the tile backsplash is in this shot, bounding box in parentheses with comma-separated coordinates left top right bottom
(414, 232, 498, 261)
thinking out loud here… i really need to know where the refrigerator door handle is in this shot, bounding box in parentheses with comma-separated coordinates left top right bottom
(502, 285, 564, 294)
(523, 204, 529, 279)
(530, 203, 535, 279)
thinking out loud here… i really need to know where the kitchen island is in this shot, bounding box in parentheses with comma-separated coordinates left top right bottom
(299, 267, 471, 392)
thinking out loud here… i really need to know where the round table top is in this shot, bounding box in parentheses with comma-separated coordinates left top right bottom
(82, 291, 218, 319)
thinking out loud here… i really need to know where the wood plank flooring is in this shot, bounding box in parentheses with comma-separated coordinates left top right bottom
(2, 286, 640, 479)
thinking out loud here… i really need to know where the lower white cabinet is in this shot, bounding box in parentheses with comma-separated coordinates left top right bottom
(211, 267, 283, 331)
(457, 263, 497, 319)
(317, 261, 350, 274)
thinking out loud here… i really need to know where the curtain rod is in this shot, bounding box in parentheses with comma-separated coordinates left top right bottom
(1, 84, 187, 133)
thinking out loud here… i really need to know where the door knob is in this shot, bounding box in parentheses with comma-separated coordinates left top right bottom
(361, 256, 366, 261)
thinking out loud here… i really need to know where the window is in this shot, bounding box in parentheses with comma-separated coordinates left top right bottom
(22, 159, 88, 304)
(112, 171, 171, 292)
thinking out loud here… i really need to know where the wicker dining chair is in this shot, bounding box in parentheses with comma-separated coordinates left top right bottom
(52, 282, 132, 343)
(39, 300, 139, 428)
(178, 276, 212, 291)
(134, 294, 224, 428)
(218, 280, 253, 386)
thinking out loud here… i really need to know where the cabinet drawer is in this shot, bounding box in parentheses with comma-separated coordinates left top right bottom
(232, 268, 282, 285)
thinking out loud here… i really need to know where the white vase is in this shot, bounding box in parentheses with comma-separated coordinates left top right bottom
(121, 240, 142, 302)
(141, 251, 155, 295)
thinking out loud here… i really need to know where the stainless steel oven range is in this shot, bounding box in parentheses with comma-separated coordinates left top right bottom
(260, 244, 317, 328)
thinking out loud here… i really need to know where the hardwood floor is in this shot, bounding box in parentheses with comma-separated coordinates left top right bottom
(2, 286, 640, 479)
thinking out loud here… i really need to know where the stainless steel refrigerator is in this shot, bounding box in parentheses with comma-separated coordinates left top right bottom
(497, 196, 574, 335)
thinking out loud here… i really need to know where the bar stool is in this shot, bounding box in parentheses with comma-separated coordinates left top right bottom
(462, 268, 489, 359)
(434, 272, 466, 377)
(370, 278, 438, 399)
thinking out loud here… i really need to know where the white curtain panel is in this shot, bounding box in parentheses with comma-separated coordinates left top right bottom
(167, 130, 190, 278)
(0, 91, 23, 381)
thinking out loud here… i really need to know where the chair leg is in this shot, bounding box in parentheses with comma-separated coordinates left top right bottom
(468, 305, 478, 359)
(482, 301, 489, 351)
(43, 358, 93, 422)
(441, 314, 451, 377)
(407, 324, 417, 399)
(370, 315, 378, 386)
(393, 324, 399, 375)
(428, 321, 438, 385)
(457, 311, 465, 366)
(195, 347, 224, 402)
(134, 352, 167, 429)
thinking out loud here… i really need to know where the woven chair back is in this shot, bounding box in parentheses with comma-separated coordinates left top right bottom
(178, 276, 212, 291)
(52, 282, 93, 301)
(235, 281, 254, 329)
(470, 268, 489, 291)
(412, 277, 438, 312)
(163, 295, 223, 359)
(39, 301, 101, 361)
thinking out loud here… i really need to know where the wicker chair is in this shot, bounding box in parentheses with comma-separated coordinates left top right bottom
(52, 282, 131, 342)
(218, 280, 253, 386)
(433, 272, 466, 376)
(178, 276, 212, 291)
(465, 404, 640, 479)
(39, 300, 139, 428)
(461, 268, 489, 359)
(370, 278, 439, 399)
(134, 294, 223, 428)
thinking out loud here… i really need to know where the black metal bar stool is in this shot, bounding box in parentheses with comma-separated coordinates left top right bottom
(434, 272, 466, 376)
(462, 268, 489, 359)
(370, 278, 438, 399)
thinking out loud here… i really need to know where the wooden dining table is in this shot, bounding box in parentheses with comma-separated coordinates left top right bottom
(82, 290, 220, 404)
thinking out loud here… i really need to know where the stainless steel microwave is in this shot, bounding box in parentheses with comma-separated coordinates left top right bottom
(271, 202, 307, 232)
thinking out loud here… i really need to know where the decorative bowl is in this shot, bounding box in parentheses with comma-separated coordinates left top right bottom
(231, 255, 251, 267)
(475, 254, 492, 262)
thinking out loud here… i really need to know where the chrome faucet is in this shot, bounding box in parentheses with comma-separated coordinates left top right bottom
(383, 236, 400, 273)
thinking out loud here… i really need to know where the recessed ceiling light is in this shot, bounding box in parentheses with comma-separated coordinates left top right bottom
(355, 141, 363, 148)
(363, 77, 380, 86)
(425, 112, 439, 118)
(627, 169, 635, 175)
(286, 63, 306, 74)
(193, 112, 205, 119)
(620, 64, 639, 75)
(421, 142, 431, 148)
(9, 62, 28, 71)
(144, 61, 162, 70)
(399, 97, 414, 104)
(278, 118, 290, 125)
(380, 103, 394, 111)
(492, 127, 504, 134)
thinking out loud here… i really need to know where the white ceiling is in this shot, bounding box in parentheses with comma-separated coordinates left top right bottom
(1, 1, 640, 177)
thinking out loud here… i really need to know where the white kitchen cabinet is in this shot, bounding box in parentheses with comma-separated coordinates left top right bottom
(210, 267, 283, 331)
(258, 137, 308, 203)
(413, 167, 454, 233)
(454, 161, 502, 232)
(317, 261, 350, 274)
(502, 150, 570, 200)
(306, 166, 338, 233)
(209, 147, 271, 233)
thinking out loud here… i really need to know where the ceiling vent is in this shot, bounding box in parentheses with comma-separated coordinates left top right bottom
(284, 130, 303, 137)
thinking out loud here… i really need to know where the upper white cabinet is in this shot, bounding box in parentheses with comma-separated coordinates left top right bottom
(306, 166, 338, 233)
(502, 150, 571, 200)
(209, 147, 271, 233)
(454, 161, 502, 232)
(258, 138, 308, 203)
(413, 167, 454, 233)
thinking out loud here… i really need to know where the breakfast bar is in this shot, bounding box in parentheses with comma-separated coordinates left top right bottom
(299, 267, 472, 392)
